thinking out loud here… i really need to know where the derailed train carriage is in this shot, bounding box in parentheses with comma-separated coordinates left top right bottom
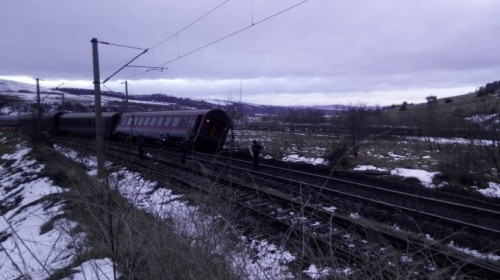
(114, 109, 230, 153)
(0, 109, 231, 154)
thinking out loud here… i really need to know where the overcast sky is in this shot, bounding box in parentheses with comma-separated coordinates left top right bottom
(1, 0, 499, 106)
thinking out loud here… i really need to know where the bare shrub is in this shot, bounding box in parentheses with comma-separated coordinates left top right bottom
(326, 143, 350, 168)
(436, 145, 488, 188)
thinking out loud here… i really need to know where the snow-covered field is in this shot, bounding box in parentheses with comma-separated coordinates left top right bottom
(235, 129, 500, 198)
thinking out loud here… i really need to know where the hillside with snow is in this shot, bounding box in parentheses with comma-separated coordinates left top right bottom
(0, 78, 347, 116)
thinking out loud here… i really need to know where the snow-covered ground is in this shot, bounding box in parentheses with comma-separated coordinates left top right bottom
(0, 136, 117, 279)
(1, 134, 337, 279)
(2, 132, 499, 279)
(353, 164, 500, 197)
(55, 145, 336, 279)
(244, 132, 500, 198)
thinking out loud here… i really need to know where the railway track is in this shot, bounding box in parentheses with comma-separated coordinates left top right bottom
(191, 149, 500, 278)
(56, 138, 500, 279)
(202, 151, 500, 236)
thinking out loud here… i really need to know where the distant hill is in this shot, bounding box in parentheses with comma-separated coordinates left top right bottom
(377, 84, 500, 131)
(4, 78, 499, 121)
(0, 79, 345, 118)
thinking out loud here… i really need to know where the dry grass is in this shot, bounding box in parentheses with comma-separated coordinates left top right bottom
(235, 128, 500, 190)
(27, 139, 240, 280)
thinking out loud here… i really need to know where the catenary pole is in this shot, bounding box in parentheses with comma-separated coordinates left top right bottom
(36, 78, 41, 116)
(91, 38, 105, 178)
(122, 81, 129, 111)
(35, 78, 42, 137)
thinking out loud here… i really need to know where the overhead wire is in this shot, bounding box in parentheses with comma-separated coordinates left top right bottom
(123, 0, 311, 79)
(103, 48, 149, 83)
(98, 41, 147, 51)
(150, 0, 232, 50)
(101, 83, 116, 93)
(93, 39, 150, 83)
(108, 0, 231, 81)
(157, 0, 311, 67)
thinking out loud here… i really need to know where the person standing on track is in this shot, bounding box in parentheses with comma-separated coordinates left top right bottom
(137, 134, 146, 160)
(180, 139, 191, 164)
(160, 133, 171, 151)
(251, 140, 263, 170)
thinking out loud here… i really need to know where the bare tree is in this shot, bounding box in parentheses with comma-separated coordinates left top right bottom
(345, 104, 369, 157)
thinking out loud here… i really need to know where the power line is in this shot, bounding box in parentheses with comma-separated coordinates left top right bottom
(95, 39, 150, 84)
(101, 83, 115, 93)
(103, 48, 149, 83)
(95, 1, 227, 83)
(120, 0, 311, 80)
(150, 0, 232, 50)
(127, 65, 166, 72)
(99, 40, 147, 51)
(157, 0, 311, 67)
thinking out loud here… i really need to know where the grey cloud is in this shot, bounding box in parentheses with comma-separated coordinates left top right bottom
(2, 0, 500, 105)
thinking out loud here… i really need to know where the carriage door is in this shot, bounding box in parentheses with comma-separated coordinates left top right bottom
(190, 115, 203, 140)
(207, 118, 225, 138)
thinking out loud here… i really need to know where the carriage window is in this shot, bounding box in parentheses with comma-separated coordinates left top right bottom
(126, 117, 133, 126)
(163, 117, 172, 127)
(151, 117, 158, 126)
(157, 117, 164, 126)
(134, 117, 139, 125)
(179, 117, 191, 128)
(138, 118, 144, 126)
(144, 117, 151, 126)
(172, 117, 180, 127)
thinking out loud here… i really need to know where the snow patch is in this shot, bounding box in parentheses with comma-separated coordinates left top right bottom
(391, 168, 439, 188)
(477, 182, 500, 198)
(0, 141, 95, 279)
(282, 154, 326, 165)
(354, 165, 389, 172)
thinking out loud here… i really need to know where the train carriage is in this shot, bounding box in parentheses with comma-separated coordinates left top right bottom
(190, 109, 231, 153)
(114, 109, 230, 153)
(0, 115, 20, 132)
(59, 112, 121, 139)
(4, 108, 231, 154)
(18, 112, 64, 134)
